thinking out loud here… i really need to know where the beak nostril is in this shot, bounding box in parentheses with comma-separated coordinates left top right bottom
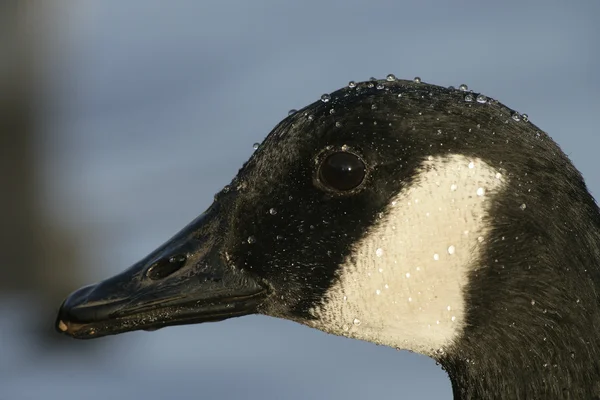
(146, 255, 187, 280)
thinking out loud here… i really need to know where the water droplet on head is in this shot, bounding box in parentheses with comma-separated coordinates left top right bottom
(522, 114, 529, 122)
(376, 83, 384, 89)
(376, 289, 381, 295)
(288, 109, 297, 116)
(413, 76, 422, 83)
(464, 94, 474, 102)
(386, 74, 396, 82)
(247, 236, 256, 244)
(520, 203, 527, 211)
(459, 84, 468, 91)
(468, 161, 475, 169)
(450, 184, 458, 191)
(448, 245, 456, 255)
(512, 112, 521, 122)
(348, 81, 356, 88)
(376, 248, 384, 257)
(531, 299, 536, 306)
(321, 94, 331, 103)
(476, 187, 485, 196)
(269, 208, 277, 215)
(476, 94, 487, 104)
(353, 318, 361, 326)
(335, 121, 343, 128)
(433, 253, 440, 261)
(253, 143, 260, 150)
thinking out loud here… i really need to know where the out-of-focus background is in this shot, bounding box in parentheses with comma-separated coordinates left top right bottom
(1, 1, 598, 399)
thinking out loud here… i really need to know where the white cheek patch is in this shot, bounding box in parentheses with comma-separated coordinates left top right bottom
(308, 154, 505, 356)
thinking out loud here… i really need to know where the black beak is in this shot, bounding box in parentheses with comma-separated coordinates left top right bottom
(55, 205, 268, 339)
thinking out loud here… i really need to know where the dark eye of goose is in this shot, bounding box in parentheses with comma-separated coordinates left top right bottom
(146, 255, 187, 280)
(318, 152, 366, 192)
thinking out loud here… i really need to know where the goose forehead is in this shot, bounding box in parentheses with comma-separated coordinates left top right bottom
(308, 154, 506, 356)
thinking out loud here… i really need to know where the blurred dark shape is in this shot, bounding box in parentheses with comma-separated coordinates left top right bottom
(0, 0, 87, 346)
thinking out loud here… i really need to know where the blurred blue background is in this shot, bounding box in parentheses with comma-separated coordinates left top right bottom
(1, 1, 598, 399)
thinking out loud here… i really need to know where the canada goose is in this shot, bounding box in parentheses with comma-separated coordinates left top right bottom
(56, 77, 600, 399)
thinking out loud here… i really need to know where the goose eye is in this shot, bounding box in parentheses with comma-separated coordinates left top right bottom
(318, 152, 366, 191)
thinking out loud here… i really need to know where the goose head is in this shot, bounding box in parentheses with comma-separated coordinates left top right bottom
(56, 78, 600, 399)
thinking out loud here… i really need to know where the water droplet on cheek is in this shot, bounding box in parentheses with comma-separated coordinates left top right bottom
(433, 253, 440, 261)
(476, 188, 485, 196)
(353, 318, 361, 326)
(247, 236, 256, 244)
(375, 248, 384, 257)
(448, 245, 456, 255)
